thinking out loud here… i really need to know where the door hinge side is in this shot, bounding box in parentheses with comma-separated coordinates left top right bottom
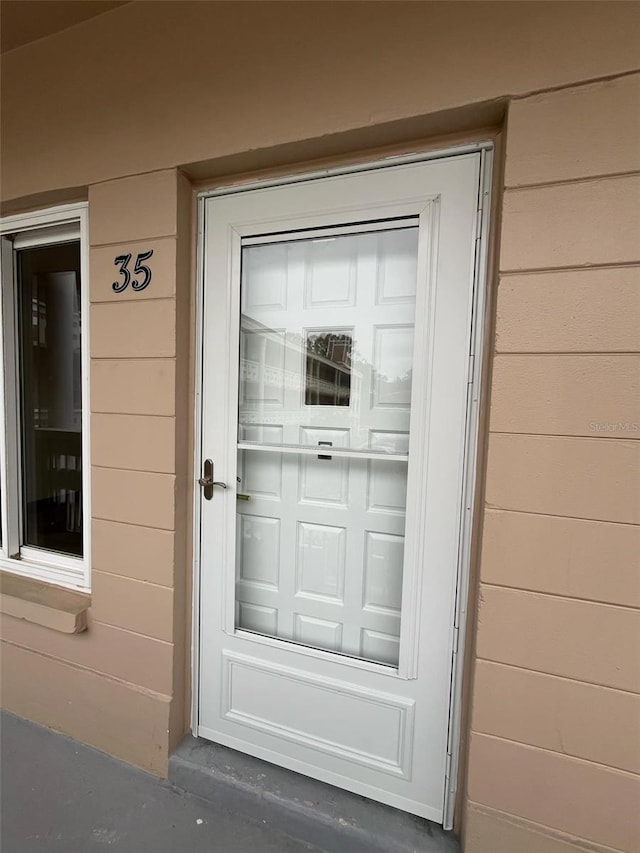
(467, 354, 475, 385)
(443, 747, 457, 832)
(446, 624, 460, 758)
(475, 206, 483, 241)
(444, 748, 453, 788)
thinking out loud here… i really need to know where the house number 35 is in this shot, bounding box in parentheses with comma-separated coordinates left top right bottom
(112, 250, 154, 293)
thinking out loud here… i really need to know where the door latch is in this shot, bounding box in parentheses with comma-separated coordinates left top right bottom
(198, 459, 227, 500)
(318, 440, 333, 460)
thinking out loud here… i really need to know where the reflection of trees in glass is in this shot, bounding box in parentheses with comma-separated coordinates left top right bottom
(305, 332, 352, 406)
(306, 332, 352, 366)
(240, 316, 414, 412)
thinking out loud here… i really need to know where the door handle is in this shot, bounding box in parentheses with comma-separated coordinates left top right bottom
(198, 459, 227, 500)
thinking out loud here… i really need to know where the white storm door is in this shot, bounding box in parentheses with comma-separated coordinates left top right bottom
(198, 154, 481, 822)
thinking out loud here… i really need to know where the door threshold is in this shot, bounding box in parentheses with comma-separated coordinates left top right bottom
(169, 736, 460, 853)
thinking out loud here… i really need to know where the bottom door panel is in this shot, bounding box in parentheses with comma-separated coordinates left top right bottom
(221, 651, 415, 778)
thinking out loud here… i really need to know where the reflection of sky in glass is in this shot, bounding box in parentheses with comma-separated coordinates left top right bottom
(376, 334, 413, 381)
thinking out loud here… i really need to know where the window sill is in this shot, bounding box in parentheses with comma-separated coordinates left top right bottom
(0, 571, 90, 634)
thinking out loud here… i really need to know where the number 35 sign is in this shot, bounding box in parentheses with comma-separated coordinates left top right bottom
(112, 250, 154, 293)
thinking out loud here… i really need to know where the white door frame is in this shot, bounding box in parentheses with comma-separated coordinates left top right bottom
(190, 142, 493, 829)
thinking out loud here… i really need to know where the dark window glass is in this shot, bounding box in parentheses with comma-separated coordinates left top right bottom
(305, 331, 352, 407)
(17, 242, 82, 556)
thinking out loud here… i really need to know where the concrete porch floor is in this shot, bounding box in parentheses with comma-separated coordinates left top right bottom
(1, 711, 459, 853)
(0, 712, 320, 853)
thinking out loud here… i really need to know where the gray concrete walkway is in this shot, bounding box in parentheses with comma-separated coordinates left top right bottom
(0, 712, 321, 853)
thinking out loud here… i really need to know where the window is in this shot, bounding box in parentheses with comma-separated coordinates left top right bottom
(305, 330, 352, 407)
(0, 204, 90, 590)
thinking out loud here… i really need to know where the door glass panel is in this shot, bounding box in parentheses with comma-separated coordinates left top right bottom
(236, 226, 418, 666)
(17, 242, 83, 556)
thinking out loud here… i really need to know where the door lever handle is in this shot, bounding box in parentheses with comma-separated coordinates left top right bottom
(199, 459, 226, 500)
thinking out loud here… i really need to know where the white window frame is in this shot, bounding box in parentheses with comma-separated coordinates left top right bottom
(0, 202, 91, 591)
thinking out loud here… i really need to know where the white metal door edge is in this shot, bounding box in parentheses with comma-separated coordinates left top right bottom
(190, 143, 494, 823)
(442, 147, 493, 829)
(191, 193, 208, 733)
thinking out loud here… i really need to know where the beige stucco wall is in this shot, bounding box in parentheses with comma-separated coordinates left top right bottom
(1, 3, 639, 851)
(464, 75, 640, 853)
(1, 169, 192, 773)
(2, 0, 640, 205)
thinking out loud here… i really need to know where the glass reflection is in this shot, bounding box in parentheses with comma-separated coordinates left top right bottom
(305, 331, 352, 406)
(235, 226, 418, 666)
(238, 227, 418, 453)
(17, 242, 83, 556)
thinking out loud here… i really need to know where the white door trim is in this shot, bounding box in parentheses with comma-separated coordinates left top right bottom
(190, 143, 493, 829)
(198, 141, 493, 201)
(442, 146, 493, 828)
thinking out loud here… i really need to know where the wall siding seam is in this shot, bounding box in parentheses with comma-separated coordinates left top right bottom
(91, 411, 176, 419)
(479, 584, 640, 615)
(508, 67, 640, 102)
(477, 581, 640, 612)
(488, 430, 640, 442)
(92, 569, 173, 593)
(475, 656, 640, 697)
(92, 517, 177, 534)
(87, 167, 179, 192)
(91, 516, 175, 533)
(0, 614, 175, 648)
(482, 506, 639, 528)
(488, 434, 640, 445)
(500, 261, 640, 277)
(471, 732, 639, 780)
(90, 296, 178, 305)
(466, 801, 625, 853)
(474, 659, 640, 697)
(483, 505, 640, 529)
(91, 465, 176, 476)
(88, 618, 173, 647)
(0, 638, 172, 701)
(498, 261, 640, 277)
(86, 615, 173, 644)
(89, 296, 177, 309)
(90, 462, 176, 475)
(504, 168, 640, 192)
(494, 351, 640, 357)
(89, 235, 177, 251)
(91, 357, 178, 363)
(90, 355, 178, 362)
(93, 616, 175, 646)
(496, 350, 640, 359)
(92, 514, 176, 530)
(89, 618, 173, 645)
(503, 170, 640, 193)
(90, 232, 178, 248)
(469, 729, 639, 778)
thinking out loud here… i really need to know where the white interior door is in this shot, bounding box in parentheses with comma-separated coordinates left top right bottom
(198, 154, 482, 822)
